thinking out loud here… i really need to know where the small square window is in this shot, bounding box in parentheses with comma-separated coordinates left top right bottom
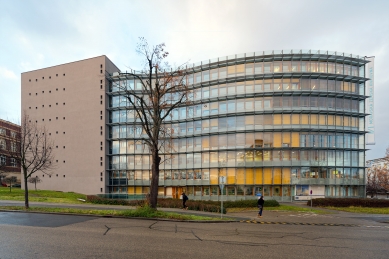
(49, 105, 51, 107)
(100, 65, 103, 68)
(56, 103, 58, 105)
(42, 105, 44, 107)
(63, 146, 65, 149)
(49, 119, 51, 121)
(63, 74, 65, 76)
(36, 93, 38, 95)
(42, 77, 44, 79)
(56, 174, 58, 177)
(56, 146, 58, 148)
(29, 79, 31, 82)
(42, 91, 44, 93)
(63, 175, 65, 177)
(49, 76, 51, 79)
(56, 131, 58, 134)
(100, 178, 103, 182)
(63, 161, 65, 163)
(49, 133, 51, 135)
(63, 88, 65, 91)
(42, 119, 44, 121)
(63, 117, 65, 120)
(63, 103, 65, 105)
(29, 93, 31, 96)
(56, 88, 58, 91)
(56, 117, 58, 120)
(100, 188, 103, 192)
(36, 79, 38, 82)
(56, 160, 58, 163)
(63, 132, 65, 134)
(49, 91, 51, 93)
(29, 107, 31, 109)
(56, 74, 58, 77)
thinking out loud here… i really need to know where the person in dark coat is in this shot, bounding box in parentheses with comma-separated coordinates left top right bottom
(182, 192, 188, 210)
(257, 196, 264, 218)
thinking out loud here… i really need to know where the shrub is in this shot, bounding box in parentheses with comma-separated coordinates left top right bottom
(309, 198, 389, 208)
(86, 195, 131, 206)
(86, 196, 226, 214)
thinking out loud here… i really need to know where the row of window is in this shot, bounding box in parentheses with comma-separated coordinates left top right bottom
(0, 155, 17, 167)
(111, 132, 364, 154)
(110, 114, 364, 140)
(111, 98, 364, 123)
(28, 73, 66, 82)
(111, 61, 365, 93)
(110, 150, 365, 170)
(28, 88, 65, 95)
(109, 185, 363, 198)
(0, 139, 17, 151)
(108, 166, 365, 185)
(0, 128, 17, 138)
(111, 79, 365, 105)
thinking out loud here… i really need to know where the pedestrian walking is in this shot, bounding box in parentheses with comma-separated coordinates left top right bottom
(182, 192, 188, 210)
(257, 196, 264, 218)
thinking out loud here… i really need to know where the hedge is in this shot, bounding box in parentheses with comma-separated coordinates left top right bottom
(86, 196, 226, 214)
(308, 198, 389, 208)
(86, 196, 279, 214)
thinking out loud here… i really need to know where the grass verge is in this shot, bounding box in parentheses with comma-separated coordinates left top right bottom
(0, 187, 86, 204)
(323, 206, 389, 214)
(227, 204, 329, 214)
(0, 206, 233, 221)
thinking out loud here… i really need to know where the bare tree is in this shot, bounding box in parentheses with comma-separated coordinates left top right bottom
(367, 147, 389, 198)
(9, 113, 55, 208)
(111, 38, 190, 208)
(5, 176, 17, 192)
(28, 176, 42, 191)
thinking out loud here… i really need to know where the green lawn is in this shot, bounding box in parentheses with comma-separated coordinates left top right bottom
(0, 187, 86, 204)
(227, 204, 329, 214)
(324, 206, 389, 214)
(0, 205, 233, 221)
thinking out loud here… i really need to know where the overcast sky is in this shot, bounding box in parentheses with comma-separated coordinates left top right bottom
(0, 0, 388, 159)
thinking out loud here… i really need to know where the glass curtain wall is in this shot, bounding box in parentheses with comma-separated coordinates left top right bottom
(107, 51, 369, 201)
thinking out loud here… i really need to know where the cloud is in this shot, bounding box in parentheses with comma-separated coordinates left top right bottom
(0, 0, 388, 158)
(0, 67, 18, 80)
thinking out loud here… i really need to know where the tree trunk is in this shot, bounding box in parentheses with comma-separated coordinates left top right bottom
(149, 149, 161, 209)
(23, 168, 29, 209)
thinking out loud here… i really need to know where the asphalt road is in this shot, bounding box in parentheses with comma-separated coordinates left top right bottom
(1, 212, 388, 259)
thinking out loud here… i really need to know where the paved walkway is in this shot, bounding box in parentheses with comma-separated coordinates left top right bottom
(1, 200, 388, 227)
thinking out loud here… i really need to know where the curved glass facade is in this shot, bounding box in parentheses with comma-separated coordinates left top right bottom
(107, 50, 369, 201)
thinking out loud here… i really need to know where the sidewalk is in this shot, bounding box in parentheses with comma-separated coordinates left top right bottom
(1, 200, 388, 227)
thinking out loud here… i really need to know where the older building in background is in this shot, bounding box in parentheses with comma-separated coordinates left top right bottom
(22, 50, 371, 200)
(0, 119, 21, 184)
